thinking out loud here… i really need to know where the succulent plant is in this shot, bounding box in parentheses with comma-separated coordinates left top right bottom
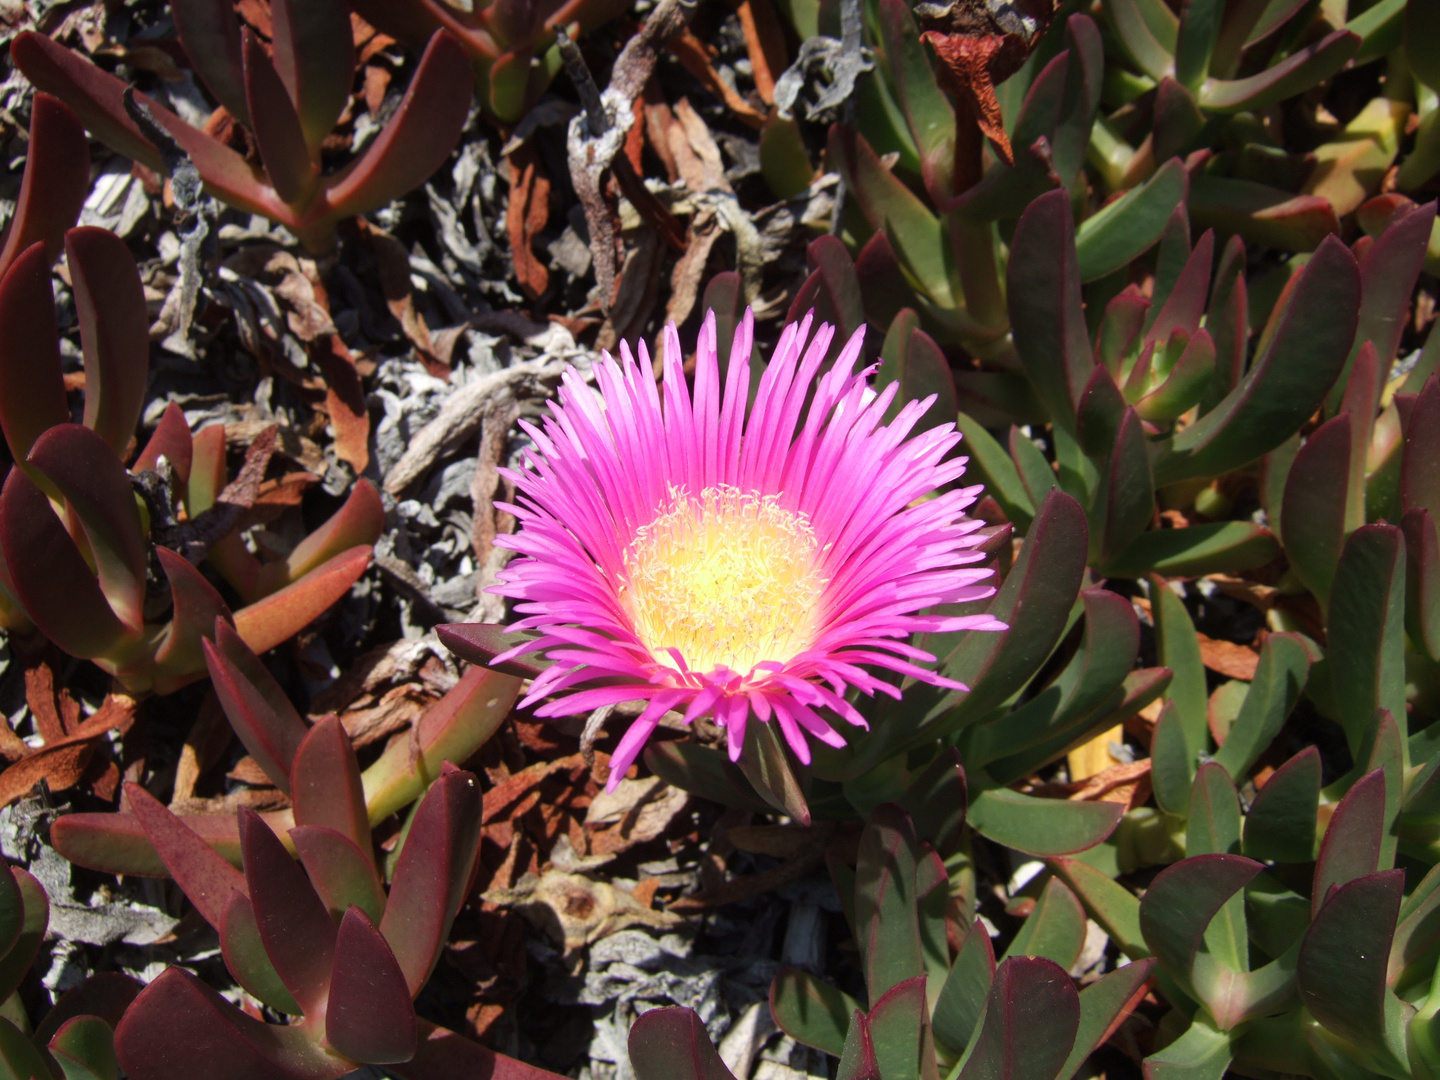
(0, 94, 89, 284)
(12, 0, 473, 253)
(0, 223, 381, 693)
(0, 858, 140, 1080)
(348, 0, 628, 123)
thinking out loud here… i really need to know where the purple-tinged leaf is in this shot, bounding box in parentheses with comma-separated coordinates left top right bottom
(1140, 854, 1262, 997)
(1076, 365, 1128, 462)
(958, 958, 1077, 1080)
(326, 906, 416, 1063)
(1389, 861, 1440, 993)
(868, 976, 936, 1080)
(1050, 857, 1147, 959)
(1150, 700, 1193, 816)
(1156, 234, 1360, 484)
(896, 749, 967, 857)
(877, 0, 953, 205)
(968, 788, 1122, 856)
(204, 620, 308, 792)
(770, 967, 856, 1057)
(36, 972, 142, 1044)
(1065, 960, 1156, 1080)
(220, 890, 303, 1014)
(380, 765, 483, 995)
(132, 402, 194, 484)
(52, 805, 286, 878)
(1153, 78, 1205, 161)
(1365, 709, 1404, 871)
(126, 783, 246, 928)
(47, 1014, 118, 1080)
(0, 862, 22, 961)
(67, 227, 149, 457)
(0, 467, 130, 658)
(390, 1020, 572, 1080)
(785, 236, 866, 362)
(238, 806, 336, 1018)
(253, 480, 384, 598)
(854, 805, 924, 1002)
(170, 0, 250, 124)
(187, 423, 228, 515)
(1404, 508, 1440, 662)
(1149, 230, 1216, 345)
(1243, 745, 1321, 864)
(1313, 768, 1387, 915)
(836, 1010, 880, 1080)
(630, 1007, 739, 1080)
(114, 967, 343, 1080)
(325, 31, 471, 217)
(1074, 159, 1189, 283)
(1203, 235, 1249, 405)
(1328, 525, 1407, 759)
(854, 231, 914, 331)
(876, 310, 955, 432)
(1008, 189, 1093, 433)
(242, 31, 317, 208)
(0, 94, 88, 276)
(0, 240, 67, 462)
(27, 423, 147, 631)
(233, 545, 372, 656)
(1188, 175, 1339, 253)
(931, 922, 993, 1057)
(436, 623, 548, 679)
(1199, 29, 1359, 113)
(1002, 876, 1087, 970)
(1090, 407, 1154, 569)
(270, 0, 355, 156)
(149, 547, 234, 695)
(291, 716, 370, 854)
(291, 826, 385, 924)
(1095, 288, 1149, 380)
(0, 866, 46, 1002)
(1403, 375, 1440, 518)
(642, 741, 774, 815)
(1297, 869, 1407, 1068)
(1280, 413, 1351, 606)
(1350, 201, 1437, 392)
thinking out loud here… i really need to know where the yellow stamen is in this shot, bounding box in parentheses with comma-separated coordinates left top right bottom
(621, 485, 828, 676)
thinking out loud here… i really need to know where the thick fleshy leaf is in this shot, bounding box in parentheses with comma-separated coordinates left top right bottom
(1280, 413, 1351, 606)
(291, 716, 370, 854)
(835, 1009, 880, 1080)
(1197, 29, 1359, 112)
(238, 806, 336, 1018)
(1312, 768, 1386, 915)
(37, 973, 143, 1044)
(896, 749, 966, 858)
(253, 480, 384, 599)
(1210, 634, 1310, 781)
(241, 30, 316, 208)
(269, 0, 355, 155)
(48, 1014, 118, 1080)
(170, 0, 249, 124)
(1150, 576, 1207, 767)
(1140, 854, 1262, 997)
(1297, 869, 1407, 1069)
(233, 546, 372, 656)
(769, 967, 857, 1057)
(1075, 160, 1188, 283)
(0, 867, 46, 1003)
(1090, 408, 1154, 569)
(931, 922, 994, 1058)
(1063, 960, 1156, 1080)
(1105, 0, 1171, 80)
(1327, 525, 1407, 761)
(132, 402, 194, 483)
(1050, 857, 1147, 959)
(1188, 175, 1339, 253)
(787, 236, 865, 352)
(642, 741, 774, 815)
(735, 716, 811, 825)
(380, 765, 483, 995)
(390, 1020, 572, 1080)
(1403, 375, 1440, 519)
(867, 976, 935, 1080)
(204, 621, 308, 793)
(0, 1016, 56, 1080)
(876, 0, 953, 204)
(1149, 701, 1193, 816)
(436, 623, 550, 679)
(958, 957, 1078, 1080)
(1003, 876, 1087, 970)
(0, 862, 22, 962)
(0, 467, 131, 659)
(291, 826, 385, 924)
(876, 311, 955, 433)
(326, 906, 416, 1063)
(325, 32, 472, 218)
(1142, 1017, 1232, 1080)
(1102, 521, 1278, 578)
(220, 891, 303, 1015)
(1404, 508, 1440, 662)
(854, 805, 924, 1001)
(629, 1007, 739, 1080)
(1389, 862, 1440, 993)
(968, 788, 1122, 856)
(1351, 201, 1437, 381)
(0, 94, 89, 276)
(1242, 746, 1320, 864)
(113, 967, 343, 1080)
(150, 548, 235, 694)
(67, 227, 149, 457)
(1155, 234, 1360, 484)
(27, 423, 148, 632)
(125, 783, 247, 929)
(1008, 189, 1093, 433)
(0, 240, 67, 462)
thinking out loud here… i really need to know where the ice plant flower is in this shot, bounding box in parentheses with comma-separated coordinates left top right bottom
(492, 310, 1005, 789)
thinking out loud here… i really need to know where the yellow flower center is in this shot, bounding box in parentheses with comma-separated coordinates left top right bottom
(621, 485, 828, 676)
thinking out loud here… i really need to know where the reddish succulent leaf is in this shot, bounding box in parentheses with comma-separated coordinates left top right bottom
(133, 402, 195, 484)
(1404, 508, 1440, 662)
(854, 805, 925, 1003)
(254, 479, 384, 598)
(1328, 525, 1408, 754)
(325, 31, 472, 217)
(0, 862, 22, 960)
(387, 1021, 571, 1080)
(220, 890, 303, 1014)
(291, 825, 385, 923)
(853, 231, 914, 331)
(125, 782, 247, 928)
(1353, 201, 1436, 372)
(187, 423, 229, 515)
(0, 240, 67, 462)
(291, 716, 370, 853)
(10, 32, 166, 172)
(53, 805, 270, 877)
(28, 423, 148, 633)
(836, 1010, 881, 1080)
(1189, 175, 1339, 252)
(150, 548, 234, 693)
(0, 1015, 53, 1080)
(1139, 854, 1263, 996)
(380, 765, 483, 996)
(114, 967, 343, 1080)
(1148, 230, 1215, 345)
(1313, 767, 1387, 915)
(435, 623, 549, 678)
(242, 30, 317, 208)
(270, 0, 356, 155)
(233, 545, 372, 656)
(1280, 412, 1351, 606)
(238, 806, 337, 1018)
(170, 0, 250, 125)
(325, 906, 416, 1063)
(0, 466, 131, 659)
(787, 236, 866, 353)
(876, 311, 957, 433)
(866, 975, 936, 1080)
(1090, 407, 1154, 568)
(0, 94, 89, 276)
(67, 227, 150, 457)
(204, 620, 308, 792)
(35, 972, 143, 1044)
(1403, 375, 1440, 518)
(0, 867, 47, 1003)
(629, 1007, 739, 1080)
(958, 958, 1077, 1080)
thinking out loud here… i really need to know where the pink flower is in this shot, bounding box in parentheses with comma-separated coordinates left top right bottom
(491, 310, 1005, 790)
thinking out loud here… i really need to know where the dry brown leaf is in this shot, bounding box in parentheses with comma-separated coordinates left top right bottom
(1197, 633, 1261, 681)
(313, 338, 370, 473)
(507, 142, 552, 301)
(488, 870, 680, 952)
